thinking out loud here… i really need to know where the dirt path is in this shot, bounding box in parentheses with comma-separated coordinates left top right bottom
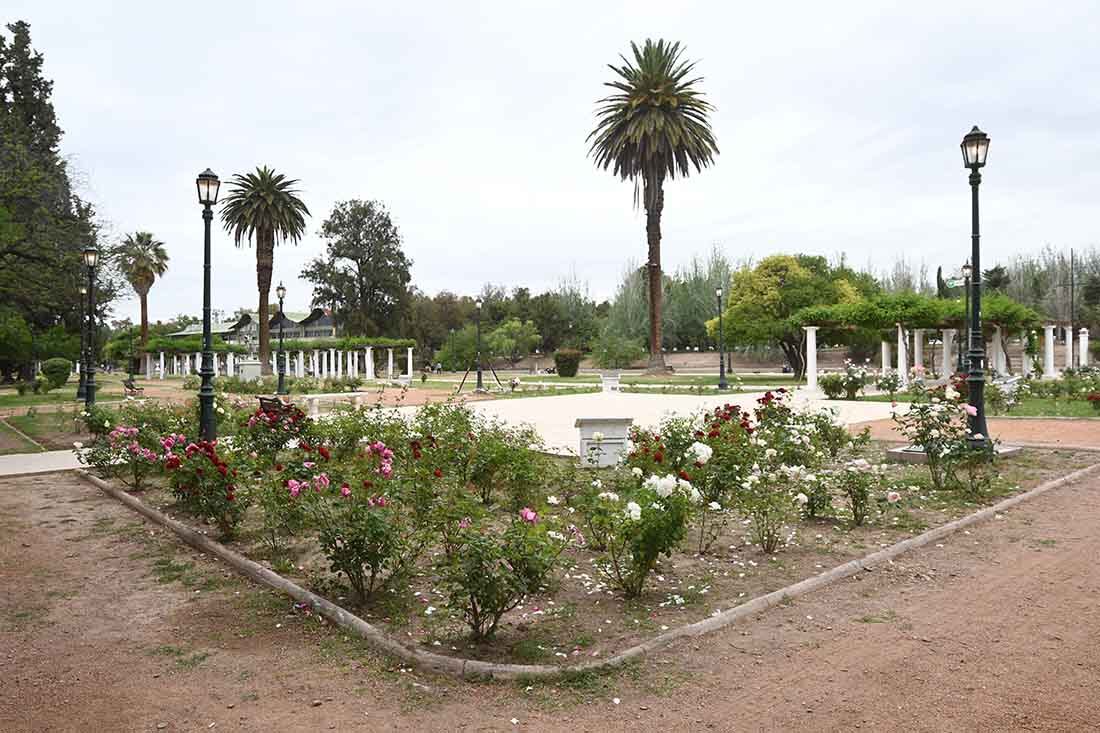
(2, 468, 1099, 732)
(852, 416, 1100, 450)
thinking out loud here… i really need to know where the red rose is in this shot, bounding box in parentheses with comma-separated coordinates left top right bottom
(654, 452, 664, 463)
(433, 468, 443, 478)
(679, 469, 691, 481)
(318, 445, 331, 461)
(274, 463, 284, 471)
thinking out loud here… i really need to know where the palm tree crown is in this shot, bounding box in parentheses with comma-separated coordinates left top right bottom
(220, 166, 310, 375)
(117, 231, 168, 345)
(588, 39, 718, 372)
(587, 39, 719, 204)
(220, 166, 310, 248)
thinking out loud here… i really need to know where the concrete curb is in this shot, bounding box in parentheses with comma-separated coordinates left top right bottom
(78, 461, 1100, 680)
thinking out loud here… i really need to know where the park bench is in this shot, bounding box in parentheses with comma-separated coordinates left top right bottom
(257, 395, 291, 415)
(122, 378, 144, 397)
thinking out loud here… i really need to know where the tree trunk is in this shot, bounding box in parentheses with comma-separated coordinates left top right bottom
(257, 232, 274, 375)
(644, 176, 668, 373)
(779, 339, 806, 379)
(139, 291, 149, 345)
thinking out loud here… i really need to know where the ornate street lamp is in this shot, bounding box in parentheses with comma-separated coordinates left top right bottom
(716, 287, 728, 390)
(475, 298, 484, 392)
(77, 284, 88, 400)
(196, 168, 221, 440)
(82, 246, 99, 409)
(960, 126, 990, 445)
(276, 281, 288, 396)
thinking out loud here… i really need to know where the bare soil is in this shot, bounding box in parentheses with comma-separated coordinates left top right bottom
(3, 461, 1100, 731)
(853, 416, 1100, 450)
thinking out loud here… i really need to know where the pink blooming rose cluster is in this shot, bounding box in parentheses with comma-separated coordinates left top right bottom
(126, 441, 159, 462)
(107, 425, 140, 444)
(160, 433, 188, 452)
(519, 507, 538, 524)
(286, 472, 331, 498)
(366, 441, 395, 479)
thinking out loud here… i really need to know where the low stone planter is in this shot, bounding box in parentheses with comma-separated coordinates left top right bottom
(575, 417, 632, 467)
(886, 444, 1024, 463)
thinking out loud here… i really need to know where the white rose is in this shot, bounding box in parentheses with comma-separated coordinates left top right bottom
(624, 501, 642, 521)
(689, 441, 713, 465)
(795, 493, 809, 506)
(592, 432, 605, 443)
(631, 467, 643, 478)
(708, 501, 721, 511)
(546, 495, 560, 506)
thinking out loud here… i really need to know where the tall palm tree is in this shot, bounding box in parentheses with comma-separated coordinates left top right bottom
(220, 166, 310, 375)
(588, 39, 719, 372)
(117, 231, 169, 345)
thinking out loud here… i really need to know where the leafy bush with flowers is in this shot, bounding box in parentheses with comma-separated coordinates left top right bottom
(738, 462, 808, 553)
(438, 508, 568, 639)
(892, 386, 971, 490)
(257, 441, 335, 555)
(77, 423, 164, 490)
(585, 473, 699, 597)
(943, 439, 998, 497)
(304, 440, 424, 601)
(820, 360, 869, 400)
(875, 371, 902, 399)
(828, 458, 887, 526)
(164, 439, 251, 538)
(237, 402, 310, 465)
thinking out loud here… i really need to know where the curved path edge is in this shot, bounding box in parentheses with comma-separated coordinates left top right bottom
(77, 461, 1100, 681)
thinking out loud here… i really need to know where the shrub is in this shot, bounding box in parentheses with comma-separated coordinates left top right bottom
(41, 358, 72, 391)
(1088, 393, 1100, 413)
(944, 440, 997, 497)
(587, 474, 698, 597)
(165, 439, 250, 538)
(182, 374, 201, 390)
(738, 464, 804, 553)
(15, 380, 31, 395)
(833, 458, 882, 526)
(891, 386, 969, 490)
(76, 421, 167, 490)
(439, 515, 564, 638)
(553, 349, 582, 377)
(237, 403, 310, 465)
(875, 372, 902, 399)
(818, 373, 846, 400)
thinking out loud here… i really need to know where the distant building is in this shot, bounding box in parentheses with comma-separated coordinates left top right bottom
(167, 308, 340, 354)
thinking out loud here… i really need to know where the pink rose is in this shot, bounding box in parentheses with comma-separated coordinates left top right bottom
(963, 404, 978, 417)
(519, 507, 537, 524)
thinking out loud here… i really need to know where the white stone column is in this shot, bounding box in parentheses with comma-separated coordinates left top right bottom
(941, 329, 955, 376)
(880, 341, 891, 374)
(1043, 325, 1056, 378)
(365, 347, 375, 379)
(913, 329, 924, 373)
(387, 348, 394, 379)
(1065, 326, 1074, 371)
(896, 324, 909, 388)
(803, 327, 819, 392)
(295, 351, 303, 377)
(1021, 343, 1032, 377)
(407, 347, 414, 377)
(145, 353, 153, 379)
(158, 352, 165, 380)
(990, 326, 1004, 374)
(1081, 328, 1090, 368)
(194, 352, 201, 374)
(312, 349, 320, 378)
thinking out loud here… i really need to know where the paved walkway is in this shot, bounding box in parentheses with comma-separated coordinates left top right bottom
(0, 448, 80, 477)
(463, 390, 895, 453)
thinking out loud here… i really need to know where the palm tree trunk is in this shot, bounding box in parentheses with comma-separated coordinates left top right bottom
(644, 177, 668, 373)
(257, 232, 274, 375)
(139, 292, 149, 345)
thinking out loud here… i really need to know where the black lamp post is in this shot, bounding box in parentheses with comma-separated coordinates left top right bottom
(77, 284, 88, 399)
(716, 286, 728, 390)
(196, 168, 221, 440)
(475, 297, 484, 392)
(961, 126, 991, 445)
(958, 261, 971, 373)
(276, 281, 288, 396)
(82, 246, 99, 409)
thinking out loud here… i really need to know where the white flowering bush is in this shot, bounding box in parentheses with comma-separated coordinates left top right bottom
(585, 473, 698, 598)
(892, 388, 972, 490)
(830, 458, 887, 526)
(737, 462, 806, 553)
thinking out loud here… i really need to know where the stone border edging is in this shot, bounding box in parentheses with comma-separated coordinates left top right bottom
(77, 461, 1100, 680)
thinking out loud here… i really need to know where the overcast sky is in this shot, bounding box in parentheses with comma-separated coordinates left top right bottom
(9, 1, 1100, 323)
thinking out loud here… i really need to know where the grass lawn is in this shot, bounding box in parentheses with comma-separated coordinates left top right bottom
(0, 419, 43, 454)
(0, 374, 125, 409)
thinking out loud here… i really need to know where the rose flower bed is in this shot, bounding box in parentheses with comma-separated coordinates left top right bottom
(75, 390, 1094, 665)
